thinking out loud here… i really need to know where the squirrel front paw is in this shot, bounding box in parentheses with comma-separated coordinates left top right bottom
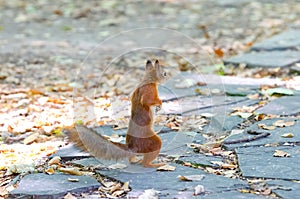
(155, 105, 161, 112)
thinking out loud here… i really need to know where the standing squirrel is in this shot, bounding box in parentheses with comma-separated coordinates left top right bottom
(66, 60, 166, 167)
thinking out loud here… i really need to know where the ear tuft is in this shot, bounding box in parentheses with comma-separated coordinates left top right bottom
(155, 59, 160, 69)
(146, 60, 153, 70)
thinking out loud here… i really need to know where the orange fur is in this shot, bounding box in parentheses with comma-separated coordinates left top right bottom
(66, 60, 166, 167)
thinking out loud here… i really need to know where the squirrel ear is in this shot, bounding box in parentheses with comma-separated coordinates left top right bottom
(155, 59, 160, 70)
(146, 60, 153, 70)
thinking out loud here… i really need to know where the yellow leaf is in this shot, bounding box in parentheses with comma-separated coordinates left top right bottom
(59, 167, 82, 175)
(281, 133, 294, 138)
(45, 167, 55, 175)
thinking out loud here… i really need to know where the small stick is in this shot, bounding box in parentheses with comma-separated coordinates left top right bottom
(223, 132, 270, 145)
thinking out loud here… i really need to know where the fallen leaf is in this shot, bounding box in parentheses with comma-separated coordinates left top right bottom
(112, 190, 125, 197)
(178, 175, 205, 181)
(213, 48, 224, 58)
(209, 147, 223, 156)
(45, 167, 55, 175)
(23, 133, 39, 145)
(64, 193, 77, 199)
(48, 156, 61, 165)
(194, 185, 205, 195)
(281, 133, 294, 138)
(59, 167, 82, 175)
(0, 187, 8, 197)
(273, 150, 290, 157)
(273, 120, 295, 128)
(258, 123, 276, 130)
(157, 164, 176, 171)
(122, 181, 130, 191)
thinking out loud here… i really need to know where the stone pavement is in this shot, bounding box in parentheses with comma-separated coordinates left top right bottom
(9, 27, 300, 198)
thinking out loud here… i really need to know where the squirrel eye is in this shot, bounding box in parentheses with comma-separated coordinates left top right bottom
(163, 72, 167, 77)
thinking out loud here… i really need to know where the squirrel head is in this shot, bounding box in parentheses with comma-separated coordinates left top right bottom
(144, 59, 166, 84)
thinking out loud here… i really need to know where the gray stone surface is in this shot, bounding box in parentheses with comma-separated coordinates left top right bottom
(98, 164, 249, 198)
(54, 144, 91, 160)
(256, 96, 300, 115)
(72, 157, 106, 167)
(203, 191, 266, 199)
(162, 95, 250, 115)
(224, 50, 300, 68)
(236, 145, 300, 180)
(251, 29, 300, 51)
(267, 179, 300, 198)
(224, 118, 300, 149)
(9, 173, 100, 198)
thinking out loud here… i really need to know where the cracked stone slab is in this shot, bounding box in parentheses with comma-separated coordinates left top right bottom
(9, 173, 100, 198)
(162, 95, 251, 115)
(57, 130, 201, 163)
(235, 145, 300, 180)
(159, 72, 281, 101)
(97, 163, 249, 198)
(267, 179, 300, 198)
(224, 118, 300, 149)
(251, 29, 300, 51)
(224, 50, 300, 68)
(256, 96, 300, 116)
(160, 131, 205, 157)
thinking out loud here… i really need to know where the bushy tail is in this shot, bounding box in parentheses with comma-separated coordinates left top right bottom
(65, 124, 133, 160)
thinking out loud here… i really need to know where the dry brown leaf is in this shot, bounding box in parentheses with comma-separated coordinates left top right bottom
(213, 48, 224, 58)
(0, 187, 8, 197)
(255, 114, 266, 121)
(122, 181, 130, 192)
(64, 193, 77, 199)
(206, 167, 222, 175)
(273, 120, 295, 128)
(178, 175, 205, 181)
(258, 123, 276, 130)
(209, 147, 223, 156)
(48, 156, 61, 166)
(45, 167, 55, 175)
(59, 167, 82, 175)
(157, 164, 176, 171)
(112, 190, 125, 197)
(23, 133, 39, 145)
(273, 150, 290, 157)
(221, 164, 237, 169)
(281, 133, 294, 138)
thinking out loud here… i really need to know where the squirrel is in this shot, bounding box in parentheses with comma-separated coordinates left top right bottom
(66, 60, 166, 167)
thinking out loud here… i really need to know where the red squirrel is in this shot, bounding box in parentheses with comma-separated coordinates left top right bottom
(66, 60, 166, 167)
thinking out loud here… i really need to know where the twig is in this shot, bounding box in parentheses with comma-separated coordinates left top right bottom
(223, 132, 270, 145)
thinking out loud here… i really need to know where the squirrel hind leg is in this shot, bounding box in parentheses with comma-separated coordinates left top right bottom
(141, 151, 165, 168)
